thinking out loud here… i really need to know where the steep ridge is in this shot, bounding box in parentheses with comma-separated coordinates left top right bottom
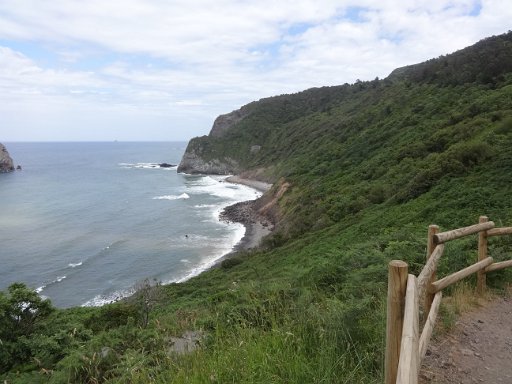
(179, 31, 512, 241)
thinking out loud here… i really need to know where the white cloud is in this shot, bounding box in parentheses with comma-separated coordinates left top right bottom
(0, 0, 510, 141)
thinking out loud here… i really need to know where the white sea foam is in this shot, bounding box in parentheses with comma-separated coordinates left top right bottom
(152, 193, 190, 200)
(134, 162, 159, 169)
(173, 223, 246, 283)
(193, 204, 217, 208)
(35, 275, 67, 294)
(81, 287, 135, 307)
(182, 234, 210, 241)
(68, 261, 83, 268)
(186, 175, 261, 201)
(119, 162, 177, 170)
(186, 175, 218, 186)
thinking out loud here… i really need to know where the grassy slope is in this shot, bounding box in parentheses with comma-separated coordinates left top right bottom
(3, 32, 512, 383)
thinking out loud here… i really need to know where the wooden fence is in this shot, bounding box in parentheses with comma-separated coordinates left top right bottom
(384, 216, 512, 384)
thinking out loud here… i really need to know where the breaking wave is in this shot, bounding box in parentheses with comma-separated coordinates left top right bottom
(119, 162, 176, 170)
(81, 288, 135, 307)
(68, 262, 83, 268)
(36, 275, 67, 294)
(152, 193, 190, 200)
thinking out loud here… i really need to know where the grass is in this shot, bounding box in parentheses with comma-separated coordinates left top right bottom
(436, 282, 490, 332)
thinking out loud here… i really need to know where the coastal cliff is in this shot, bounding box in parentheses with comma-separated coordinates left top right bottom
(177, 139, 241, 174)
(177, 105, 256, 175)
(178, 31, 512, 241)
(0, 143, 14, 173)
(209, 106, 252, 138)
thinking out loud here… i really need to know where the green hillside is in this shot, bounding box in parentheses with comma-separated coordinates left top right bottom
(2, 32, 512, 383)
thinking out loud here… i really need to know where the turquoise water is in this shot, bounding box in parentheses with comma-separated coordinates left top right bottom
(0, 142, 260, 307)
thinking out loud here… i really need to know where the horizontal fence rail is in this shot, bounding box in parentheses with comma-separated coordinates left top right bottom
(385, 216, 512, 384)
(429, 256, 493, 294)
(433, 221, 495, 244)
(487, 227, 512, 237)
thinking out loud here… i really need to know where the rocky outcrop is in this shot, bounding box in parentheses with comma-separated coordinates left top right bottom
(209, 106, 251, 138)
(0, 143, 14, 173)
(177, 146, 240, 174)
(178, 104, 253, 174)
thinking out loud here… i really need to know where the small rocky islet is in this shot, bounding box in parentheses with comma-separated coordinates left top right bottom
(0, 143, 15, 173)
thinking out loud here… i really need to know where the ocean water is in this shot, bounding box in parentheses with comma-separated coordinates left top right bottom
(0, 142, 260, 307)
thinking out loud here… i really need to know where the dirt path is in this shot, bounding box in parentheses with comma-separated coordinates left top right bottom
(420, 295, 512, 383)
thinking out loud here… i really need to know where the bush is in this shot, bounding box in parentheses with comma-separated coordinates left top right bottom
(84, 302, 138, 332)
(221, 256, 244, 269)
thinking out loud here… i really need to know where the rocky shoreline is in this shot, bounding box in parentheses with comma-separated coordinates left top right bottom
(213, 178, 274, 265)
(221, 200, 273, 248)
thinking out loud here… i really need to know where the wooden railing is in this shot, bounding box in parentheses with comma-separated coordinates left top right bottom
(384, 216, 512, 384)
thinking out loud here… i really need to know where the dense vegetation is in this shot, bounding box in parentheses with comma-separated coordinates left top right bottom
(3, 32, 512, 383)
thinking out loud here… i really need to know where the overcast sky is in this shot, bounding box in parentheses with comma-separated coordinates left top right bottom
(0, 1, 510, 142)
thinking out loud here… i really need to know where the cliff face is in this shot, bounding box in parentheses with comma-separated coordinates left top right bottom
(177, 143, 240, 174)
(209, 106, 251, 138)
(177, 105, 251, 174)
(0, 143, 14, 173)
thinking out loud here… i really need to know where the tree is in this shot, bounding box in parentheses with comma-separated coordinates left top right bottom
(0, 283, 54, 372)
(133, 278, 162, 328)
(0, 283, 54, 339)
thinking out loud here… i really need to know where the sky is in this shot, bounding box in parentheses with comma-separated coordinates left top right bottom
(0, 1, 511, 142)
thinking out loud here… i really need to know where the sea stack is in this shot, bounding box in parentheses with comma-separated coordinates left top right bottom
(0, 143, 15, 173)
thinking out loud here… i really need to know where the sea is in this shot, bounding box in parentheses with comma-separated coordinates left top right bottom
(0, 142, 261, 307)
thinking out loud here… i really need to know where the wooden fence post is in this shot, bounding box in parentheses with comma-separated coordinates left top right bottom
(385, 260, 408, 384)
(477, 216, 489, 294)
(424, 225, 439, 314)
(396, 274, 420, 384)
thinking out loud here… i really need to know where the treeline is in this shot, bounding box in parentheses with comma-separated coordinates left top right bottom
(389, 31, 512, 86)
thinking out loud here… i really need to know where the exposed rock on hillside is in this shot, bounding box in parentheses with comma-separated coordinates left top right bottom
(210, 106, 251, 138)
(0, 143, 14, 173)
(177, 104, 255, 174)
(177, 145, 240, 174)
